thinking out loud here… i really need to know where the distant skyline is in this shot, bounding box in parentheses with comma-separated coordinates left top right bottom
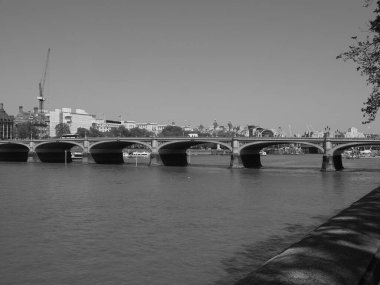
(0, 0, 379, 134)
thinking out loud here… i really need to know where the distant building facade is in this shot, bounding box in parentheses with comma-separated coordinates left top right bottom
(0, 103, 14, 139)
(345, 127, 365, 138)
(122, 120, 136, 130)
(48, 108, 95, 137)
(136, 122, 166, 134)
(94, 119, 121, 132)
(14, 106, 49, 138)
(247, 125, 274, 137)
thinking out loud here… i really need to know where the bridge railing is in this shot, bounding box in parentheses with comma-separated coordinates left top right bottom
(1, 136, 380, 143)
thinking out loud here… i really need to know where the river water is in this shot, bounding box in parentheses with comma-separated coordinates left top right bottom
(0, 154, 379, 284)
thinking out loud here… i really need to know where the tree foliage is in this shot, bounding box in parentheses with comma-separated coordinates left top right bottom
(16, 122, 38, 139)
(227, 121, 233, 132)
(128, 127, 153, 137)
(337, 1, 380, 123)
(76, 127, 90, 138)
(55, 123, 71, 137)
(213, 120, 218, 130)
(160, 125, 183, 137)
(88, 126, 104, 137)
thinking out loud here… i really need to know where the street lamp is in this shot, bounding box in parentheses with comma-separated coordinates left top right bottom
(29, 115, 34, 140)
(324, 126, 331, 138)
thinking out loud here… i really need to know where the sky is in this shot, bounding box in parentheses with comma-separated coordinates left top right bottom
(0, 0, 379, 134)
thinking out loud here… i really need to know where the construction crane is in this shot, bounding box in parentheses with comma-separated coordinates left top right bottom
(37, 48, 50, 113)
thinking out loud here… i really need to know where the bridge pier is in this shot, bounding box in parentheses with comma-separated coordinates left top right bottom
(27, 151, 41, 163)
(81, 140, 95, 164)
(82, 151, 95, 164)
(321, 155, 335, 172)
(321, 136, 336, 172)
(27, 142, 40, 163)
(149, 139, 162, 166)
(149, 152, 162, 166)
(230, 138, 243, 168)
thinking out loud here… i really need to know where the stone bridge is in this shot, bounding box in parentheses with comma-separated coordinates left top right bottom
(0, 137, 379, 171)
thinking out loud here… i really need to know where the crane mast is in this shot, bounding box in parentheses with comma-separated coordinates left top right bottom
(37, 48, 50, 113)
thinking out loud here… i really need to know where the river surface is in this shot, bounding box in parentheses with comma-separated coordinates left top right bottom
(1, 154, 380, 284)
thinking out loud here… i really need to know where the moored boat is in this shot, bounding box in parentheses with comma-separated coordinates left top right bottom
(259, 150, 267, 156)
(123, 151, 150, 158)
(71, 152, 83, 159)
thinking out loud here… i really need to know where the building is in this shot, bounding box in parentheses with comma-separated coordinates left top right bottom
(94, 119, 121, 132)
(136, 122, 165, 134)
(247, 125, 274, 137)
(14, 106, 49, 138)
(183, 125, 194, 132)
(0, 103, 14, 139)
(345, 127, 365, 138)
(47, 108, 95, 137)
(188, 133, 198, 138)
(122, 120, 136, 130)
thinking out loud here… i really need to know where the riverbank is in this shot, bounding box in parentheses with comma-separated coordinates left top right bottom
(235, 186, 380, 285)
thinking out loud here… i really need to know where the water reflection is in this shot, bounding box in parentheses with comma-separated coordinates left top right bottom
(0, 155, 380, 284)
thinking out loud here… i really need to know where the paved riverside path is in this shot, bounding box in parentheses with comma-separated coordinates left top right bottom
(235, 187, 380, 285)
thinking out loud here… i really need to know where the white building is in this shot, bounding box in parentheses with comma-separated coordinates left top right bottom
(122, 120, 136, 129)
(94, 119, 121, 133)
(136, 122, 165, 134)
(47, 109, 61, 137)
(157, 124, 166, 133)
(47, 108, 95, 137)
(188, 133, 198, 138)
(345, 127, 365, 138)
(183, 125, 193, 132)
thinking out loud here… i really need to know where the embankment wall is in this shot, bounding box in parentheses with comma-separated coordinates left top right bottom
(236, 187, 380, 285)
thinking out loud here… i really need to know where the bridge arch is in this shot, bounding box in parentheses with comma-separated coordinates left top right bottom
(35, 141, 85, 163)
(89, 139, 152, 164)
(0, 142, 30, 162)
(157, 139, 232, 166)
(239, 141, 324, 168)
(329, 141, 380, 170)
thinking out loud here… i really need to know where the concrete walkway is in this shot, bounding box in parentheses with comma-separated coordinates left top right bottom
(235, 187, 380, 285)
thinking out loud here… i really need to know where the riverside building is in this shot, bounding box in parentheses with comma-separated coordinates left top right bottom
(0, 103, 14, 139)
(136, 122, 166, 134)
(94, 119, 121, 132)
(48, 108, 95, 137)
(14, 106, 49, 139)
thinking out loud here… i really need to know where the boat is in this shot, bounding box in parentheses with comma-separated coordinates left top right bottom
(71, 152, 83, 159)
(259, 150, 267, 156)
(123, 151, 150, 158)
(359, 149, 375, 158)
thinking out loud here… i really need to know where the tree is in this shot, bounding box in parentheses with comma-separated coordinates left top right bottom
(55, 123, 70, 137)
(118, 125, 130, 137)
(198, 124, 205, 133)
(213, 120, 218, 130)
(337, 1, 380, 123)
(16, 122, 38, 139)
(77, 127, 90, 138)
(227, 121, 233, 132)
(160, 125, 183, 137)
(88, 126, 104, 137)
(107, 127, 120, 137)
(129, 127, 153, 137)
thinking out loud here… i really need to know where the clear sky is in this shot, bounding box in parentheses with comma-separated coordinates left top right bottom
(0, 0, 378, 134)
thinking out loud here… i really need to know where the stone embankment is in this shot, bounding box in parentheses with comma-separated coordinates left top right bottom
(236, 187, 380, 285)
